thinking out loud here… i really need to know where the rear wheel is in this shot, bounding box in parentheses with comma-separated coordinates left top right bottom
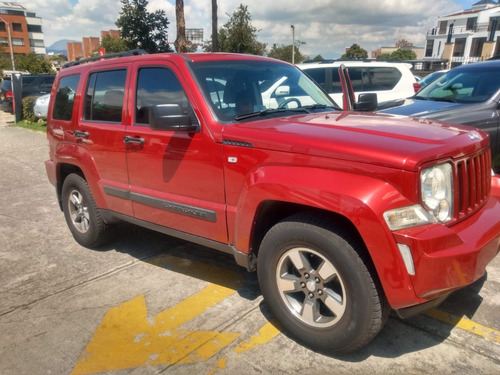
(257, 214, 388, 353)
(61, 174, 113, 248)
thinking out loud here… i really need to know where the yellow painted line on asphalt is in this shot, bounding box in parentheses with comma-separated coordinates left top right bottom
(233, 321, 281, 354)
(71, 254, 245, 375)
(207, 322, 282, 375)
(425, 308, 500, 343)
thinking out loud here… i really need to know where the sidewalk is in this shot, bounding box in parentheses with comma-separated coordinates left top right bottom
(0, 110, 15, 126)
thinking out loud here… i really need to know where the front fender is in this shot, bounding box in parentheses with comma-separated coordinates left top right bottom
(230, 165, 419, 308)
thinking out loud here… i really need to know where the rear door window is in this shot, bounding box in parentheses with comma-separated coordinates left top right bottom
(84, 69, 127, 123)
(366, 67, 402, 91)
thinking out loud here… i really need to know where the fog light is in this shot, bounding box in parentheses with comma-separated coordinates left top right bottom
(397, 243, 415, 275)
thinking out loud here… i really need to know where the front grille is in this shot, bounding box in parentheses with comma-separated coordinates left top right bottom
(456, 149, 491, 220)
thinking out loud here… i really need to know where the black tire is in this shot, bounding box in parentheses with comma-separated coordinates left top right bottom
(257, 213, 388, 354)
(61, 173, 113, 248)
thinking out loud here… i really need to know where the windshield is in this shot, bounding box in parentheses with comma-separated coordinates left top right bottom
(415, 66, 500, 104)
(191, 60, 339, 122)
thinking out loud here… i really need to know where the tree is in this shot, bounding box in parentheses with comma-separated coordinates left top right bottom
(49, 54, 67, 64)
(115, 0, 172, 53)
(341, 43, 368, 59)
(0, 54, 12, 72)
(268, 42, 306, 63)
(100, 35, 128, 53)
(312, 54, 324, 61)
(376, 53, 392, 60)
(15, 53, 55, 74)
(185, 42, 198, 53)
(204, 4, 266, 55)
(390, 48, 417, 61)
(174, 0, 187, 53)
(376, 49, 417, 61)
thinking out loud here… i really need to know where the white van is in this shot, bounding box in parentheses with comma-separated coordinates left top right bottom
(298, 60, 417, 109)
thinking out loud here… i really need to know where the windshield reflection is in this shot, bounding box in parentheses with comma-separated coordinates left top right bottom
(191, 60, 339, 122)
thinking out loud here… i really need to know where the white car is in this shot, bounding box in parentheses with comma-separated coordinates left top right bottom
(34, 93, 50, 119)
(298, 60, 417, 109)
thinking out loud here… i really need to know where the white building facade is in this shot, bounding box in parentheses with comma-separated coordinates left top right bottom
(0, 2, 47, 55)
(424, 0, 500, 67)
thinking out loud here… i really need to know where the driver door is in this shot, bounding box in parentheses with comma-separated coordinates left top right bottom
(124, 63, 228, 243)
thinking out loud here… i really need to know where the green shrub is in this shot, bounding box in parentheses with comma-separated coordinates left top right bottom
(22, 96, 38, 122)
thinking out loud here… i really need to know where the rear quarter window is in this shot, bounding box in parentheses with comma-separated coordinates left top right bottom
(52, 74, 80, 121)
(362, 67, 402, 91)
(305, 68, 328, 91)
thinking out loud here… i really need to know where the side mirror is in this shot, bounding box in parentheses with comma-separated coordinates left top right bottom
(149, 104, 199, 132)
(353, 93, 378, 112)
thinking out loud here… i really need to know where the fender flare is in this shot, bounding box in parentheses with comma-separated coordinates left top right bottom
(54, 143, 107, 208)
(231, 165, 418, 307)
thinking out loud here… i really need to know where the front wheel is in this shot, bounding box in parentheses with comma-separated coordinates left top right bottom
(257, 214, 388, 353)
(61, 174, 113, 248)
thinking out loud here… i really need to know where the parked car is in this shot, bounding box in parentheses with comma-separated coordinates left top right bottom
(45, 50, 500, 354)
(378, 60, 500, 172)
(0, 77, 12, 113)
(0, 74, 55, 114)
(298, 60, 417, 108)
(412, 69, 449, 92)
(34, 93, 50, 119)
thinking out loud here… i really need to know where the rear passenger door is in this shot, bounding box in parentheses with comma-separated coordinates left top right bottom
(124, 63, 228, 243)
(77, 64, 133, 216)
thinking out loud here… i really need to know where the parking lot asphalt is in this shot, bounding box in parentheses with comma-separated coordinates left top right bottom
(0, 112, 499, 374)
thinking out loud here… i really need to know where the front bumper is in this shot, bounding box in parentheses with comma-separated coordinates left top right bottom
(392, 189, 500, 303)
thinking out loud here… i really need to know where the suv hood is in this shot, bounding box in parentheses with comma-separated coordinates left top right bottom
(222, 111, 488, 171)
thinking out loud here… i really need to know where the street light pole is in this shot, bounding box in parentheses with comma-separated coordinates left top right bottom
(0, 17, 16, 71)
(291, 25, 295, 65)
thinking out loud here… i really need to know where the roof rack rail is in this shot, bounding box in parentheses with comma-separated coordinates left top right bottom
(62, 49, 148, 69)
(302, 58, 406, 64)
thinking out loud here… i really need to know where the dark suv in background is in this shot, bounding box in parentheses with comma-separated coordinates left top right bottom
(0, 74, 55, 114)
(378, 60, 500, 172)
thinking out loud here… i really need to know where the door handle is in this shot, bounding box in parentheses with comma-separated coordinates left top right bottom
(74, 130, 89, 138)
(123, 136, 145, 145)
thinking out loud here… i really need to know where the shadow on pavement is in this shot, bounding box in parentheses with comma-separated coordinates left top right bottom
(90, 221, 490, 360)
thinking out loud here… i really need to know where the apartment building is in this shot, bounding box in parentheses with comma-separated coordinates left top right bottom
(424, 0, 500, 67)
(0, 2, 46, 55)
(66, 31, 120, 63)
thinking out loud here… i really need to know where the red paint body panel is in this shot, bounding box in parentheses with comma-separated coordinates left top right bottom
(45, 52, 500, 313)
(393, 191, 500, 302)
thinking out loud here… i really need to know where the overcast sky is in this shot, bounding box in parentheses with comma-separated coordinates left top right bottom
(23, 0, 481, 58)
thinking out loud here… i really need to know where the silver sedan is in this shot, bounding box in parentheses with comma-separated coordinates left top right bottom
(34, 93, 50, 119)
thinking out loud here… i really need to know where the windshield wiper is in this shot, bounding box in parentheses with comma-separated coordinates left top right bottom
(427, 97, 459, 103)
(414, 96, 458, 103)
(303, 104, 335, 111)
(234, 107, 311, 121)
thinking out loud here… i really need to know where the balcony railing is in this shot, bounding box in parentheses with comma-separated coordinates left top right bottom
(427, 22, 493, 36)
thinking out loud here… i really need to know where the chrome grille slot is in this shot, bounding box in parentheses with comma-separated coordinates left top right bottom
(456, 149, 491, 220)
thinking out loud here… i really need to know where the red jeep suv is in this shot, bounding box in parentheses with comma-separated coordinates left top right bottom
(45, 50, 500, 353)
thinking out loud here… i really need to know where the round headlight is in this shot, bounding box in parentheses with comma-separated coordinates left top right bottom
(421, 163, 453, 223)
